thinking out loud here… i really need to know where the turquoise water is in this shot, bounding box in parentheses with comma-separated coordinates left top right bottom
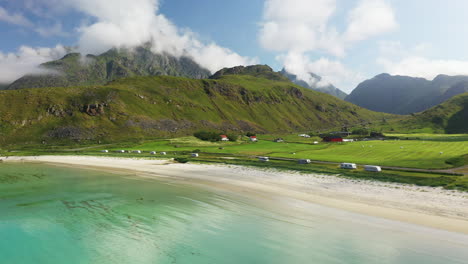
(0, 163, 467, 264)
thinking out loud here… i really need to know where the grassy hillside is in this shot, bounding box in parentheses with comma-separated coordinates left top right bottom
(388, 93, 468, 133)
(0, 75, 387, 146)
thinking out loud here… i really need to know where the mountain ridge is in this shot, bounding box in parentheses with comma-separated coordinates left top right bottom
(7, 46, 211, 90)
(346, 73, 468, 114)
(280, 69, 348, 100)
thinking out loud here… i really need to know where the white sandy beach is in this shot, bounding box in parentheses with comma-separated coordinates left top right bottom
(3, 155, 468, 234)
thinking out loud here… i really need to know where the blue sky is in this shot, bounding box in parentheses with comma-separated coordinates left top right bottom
(1, 0, 468, 92)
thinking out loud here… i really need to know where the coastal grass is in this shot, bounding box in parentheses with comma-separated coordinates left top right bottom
(125, 136, 468, 169)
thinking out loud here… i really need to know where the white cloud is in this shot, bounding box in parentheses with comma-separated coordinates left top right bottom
(67, 0, 256, 73)
(0, 45, 67, 83)
(0, 0, 256, 83)
(0, 6, 33, 27)
(378, 56, 468, 80)
(259, 0, 343, 56)
(281, 52, 362, 92)
(375, 42, 468, 80)
(259, 0, 397, 91)
(344, 0, 398, 43)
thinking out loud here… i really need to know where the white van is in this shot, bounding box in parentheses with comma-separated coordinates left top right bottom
(298, 159, 311, 164)
(259, 157, 269, 162)
(340, 163, 357, 169)
(150, 151, 157, 155)
(191, 153, 199, 157)
(364, 165, 382, 172)
(132, 150, 142, 154)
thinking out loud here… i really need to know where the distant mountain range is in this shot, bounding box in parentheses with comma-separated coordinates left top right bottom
(280, 69, 348, 100)
(346, 73, 468, 115)
(6, 45, 211, 90)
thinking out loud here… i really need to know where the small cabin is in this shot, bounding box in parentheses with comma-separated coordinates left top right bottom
(258, 156, 269, 162)
(132, 150, 142, 154)
(298, 159, 311, 164)
(220, 135, 229, 141)
(364, 165, 381, 172)
(323, 135, 343, 142)
(274, 138, 284, 143)
(101, 150, 109, 153)
(250, 136, 258, 142)
(191, 153, 199, 157)
(340, 163, 357, 169)
(150, 151, 157, 155)
(160, 152, 167, 155)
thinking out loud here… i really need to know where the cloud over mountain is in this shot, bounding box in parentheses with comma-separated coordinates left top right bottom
(0, 0, 256, 83)
(259, 0, 397, 91)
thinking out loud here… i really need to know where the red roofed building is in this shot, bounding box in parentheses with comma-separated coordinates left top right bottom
(220, 135, 229, 141)
(323, 135, 343, 142)
(250, 136, 258, 142)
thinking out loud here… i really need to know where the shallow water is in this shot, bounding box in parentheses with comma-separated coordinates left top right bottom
(0, 163, 467, 264)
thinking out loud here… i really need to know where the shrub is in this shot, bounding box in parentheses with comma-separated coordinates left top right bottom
(174, 157, 189, 163)
(246, 132, 256, 137)
(227, 134, 238, 142)
(194, 131, 220, 142)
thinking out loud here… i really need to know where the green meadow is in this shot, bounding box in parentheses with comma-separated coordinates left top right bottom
(118, 135, 468, 170)
(2, 133, 467, 191)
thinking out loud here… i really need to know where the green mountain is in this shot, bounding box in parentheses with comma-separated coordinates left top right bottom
(210, 65, 289, 81)
(6, 46, 211, 90)
(346, 73, 468, 115)
(280, 69, 348, 100)
(391, 93, 468, 133)
(0, 69, 386, 146)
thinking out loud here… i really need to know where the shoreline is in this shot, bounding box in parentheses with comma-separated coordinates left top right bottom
(3, 155, 468, 234)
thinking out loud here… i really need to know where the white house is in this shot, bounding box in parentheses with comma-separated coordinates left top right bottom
(220, 135, 229, 141)
(250, 136, 258, 142)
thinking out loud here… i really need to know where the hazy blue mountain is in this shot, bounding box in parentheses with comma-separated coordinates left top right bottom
(280, 69, 348, 99)
(346, 73, 468, 114)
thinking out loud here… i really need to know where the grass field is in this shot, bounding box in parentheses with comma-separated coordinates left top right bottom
(2, 133, 467, 191)
(120, 135, 468, 169)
